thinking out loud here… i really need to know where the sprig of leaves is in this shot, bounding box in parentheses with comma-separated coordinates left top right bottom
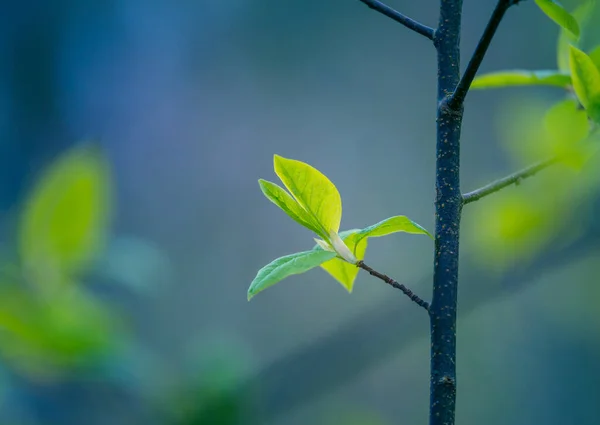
(248, 155, 432, 300)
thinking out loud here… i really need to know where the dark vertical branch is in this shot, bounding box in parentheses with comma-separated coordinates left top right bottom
(430, 1, 464, 424)
(447, 0, 518, 110)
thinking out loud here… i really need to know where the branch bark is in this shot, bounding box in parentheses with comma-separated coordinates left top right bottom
(430, 1, 464, 424)
(447, 0, 519, 110)
(357, 261, 430, 310)
(462, 157, 558, 205)
(358, 0, 435, 40)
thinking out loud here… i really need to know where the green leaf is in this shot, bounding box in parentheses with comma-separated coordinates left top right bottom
(535, 0, 580, 39)
(316, 217, 432, 292)
(319, 230, 366, 292)
(544, 99, 589, 144)
(556, 0, 594, 71)
(471, 70, 572, 89)
(258, 179, 325, 239)
(353, 215, 433, 246)
(19, 144, 112, 279)
(247, 250, 336, 300)
(569, 46, 600, 122)
(589, 45, 600, 70)
(543, 99, 591, 167)
(273, 155, 342, 239)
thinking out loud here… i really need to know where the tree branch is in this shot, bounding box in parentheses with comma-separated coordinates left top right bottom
(357, 261, 430, 310)
(447, 0, 519, 110)
(462, 157, 558, 205)
(358, 0, 435, 40)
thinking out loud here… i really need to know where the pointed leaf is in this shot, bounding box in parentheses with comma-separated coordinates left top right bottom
(19, 143, 112, 279)
(471, 70, 571, 89)
(316, 218, 432, 292)
(247, 250, 335, 300)
(353, 216, 433, 248)
(258, 179, 326, 239)
(535, 0, 580, 39)
(569, 46, 600, 122)
(320, 231, 368, 292)
(556, 0, 594, 71)
(273, 155, 342, 238)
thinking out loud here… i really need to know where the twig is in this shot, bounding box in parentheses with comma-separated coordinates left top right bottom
(462, 157, 558, 205)
(358, 0, 435, 40)
(356, 260, 430, 310)
(447, 0, 520, 110)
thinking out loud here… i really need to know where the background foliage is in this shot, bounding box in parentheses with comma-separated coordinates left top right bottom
(1, 0, 599, 424)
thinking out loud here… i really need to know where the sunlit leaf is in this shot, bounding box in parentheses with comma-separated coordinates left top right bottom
(316, 217, 432, 291)
(258, 179, 325, 239)
(19, 144, 112, 280)
(556, 0, 595, 71)
(569, 46, 600, 122)
(319, 230, 365, 292)
(471, 70, 571, 89)
(247, 250, 335, 300)
(273, 155, 342, 238)
(353, 216, 433, 250)
(535, 0, 580, 39)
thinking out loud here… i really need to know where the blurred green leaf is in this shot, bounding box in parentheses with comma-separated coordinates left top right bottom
(471, 70, 571, 89)
(535, 0, 580, 39)
(0, 283, 118, 379)
(247, 250, 335, 300)
(19, 144, 112, 281)
(589, 45, 600, 69)
(556, 0, 595, 71)
(273, 155, 342, 238)
(258, 179, 324, 239)
(544, 99, 591, 168)
(569, 46, 600, 122)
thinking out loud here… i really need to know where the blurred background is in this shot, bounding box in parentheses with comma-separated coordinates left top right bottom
(1, 0, 599, 424)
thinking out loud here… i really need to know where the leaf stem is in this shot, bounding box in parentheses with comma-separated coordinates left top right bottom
(462, 157, 558, 205)
(358, 0, 435, 40)
(446, 0, 519, 110)
(357, 260, 430, 310)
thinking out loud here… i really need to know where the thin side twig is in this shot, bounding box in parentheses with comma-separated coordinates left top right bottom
(356, 260, 430, 310)
(447, 0, 520, 110)
(358, 0, 435, 40)
(462, 157, 558, 205)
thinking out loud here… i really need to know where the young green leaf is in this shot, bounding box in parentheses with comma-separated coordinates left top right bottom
(19, 144, 112, 279)
(556, 0, 594, 71)
(320, 231, 367, 292)
(569, 46, 600, 122)
(315, 217, 432, 292)
(353, 216, 433, 247)
(273, 155, 342, 238)
(247, 250, 336, 300)
(258, 179, 326, 239)
(535, 0, 580, 39)
(471, 70, 571, 90)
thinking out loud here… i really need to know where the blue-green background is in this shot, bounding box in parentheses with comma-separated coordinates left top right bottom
(1, 0, 599, 424)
